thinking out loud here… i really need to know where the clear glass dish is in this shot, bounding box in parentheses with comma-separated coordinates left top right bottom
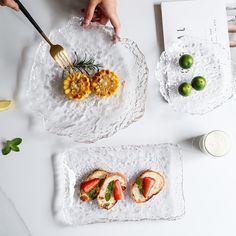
(0, 187, 31, 235)
(52, 144, 185, 225)
(27, 17, 148, 143)
(156, 37, 236, 115)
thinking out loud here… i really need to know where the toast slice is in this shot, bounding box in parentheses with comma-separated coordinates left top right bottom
(131, 170, 165, 203)
(80, 169, 109, 202)
(97, 172, 127, 210)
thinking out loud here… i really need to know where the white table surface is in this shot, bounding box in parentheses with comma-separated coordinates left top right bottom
(0, 0, 236, 235)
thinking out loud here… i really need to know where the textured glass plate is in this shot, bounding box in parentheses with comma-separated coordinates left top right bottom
(156, 37, 236, 115)
(0, 187, 31, 236)
(28, 17, 148, 143)
(52, 144, 185, 225)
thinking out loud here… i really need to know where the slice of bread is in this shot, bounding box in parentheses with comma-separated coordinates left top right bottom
(80, 169, 109, 202)
(131, 170, 165, 203)
(97, 172, 127, 210)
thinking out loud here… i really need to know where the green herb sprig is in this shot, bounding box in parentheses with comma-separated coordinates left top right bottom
(136, 178, 143, 194)
(87, 188, 97, 199)
(70, 52, 102, 76)
(105, 180, 115, 201)
(2, 138, 22, 156)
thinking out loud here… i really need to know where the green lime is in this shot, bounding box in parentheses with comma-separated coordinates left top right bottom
(179, 54, 194, 69)
(178, 82, 192, 97)
(191, 76, 206, 91)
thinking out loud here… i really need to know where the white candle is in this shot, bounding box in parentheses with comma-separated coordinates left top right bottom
(199, 130, 231, 157)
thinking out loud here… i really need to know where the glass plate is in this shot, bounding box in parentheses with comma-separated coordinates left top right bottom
(28, 17, 148, 143)
(52, 144, 185, 225)
(156, 37, 236, 115)
(0, 187, 31, 236)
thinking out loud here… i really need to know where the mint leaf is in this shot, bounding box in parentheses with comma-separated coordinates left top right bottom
(10, 146, 20, 152)
(105, 192, 111, 201)
(11, 138, 22, 146)
(2, 146, 11, 155)
(87, 188, 97, 199)
(107, 180, 114, 192)
(136, 178, 142, 186)
(136, 178, 143, 194)
(2, 137, 22, 156)
(105, 181, 115, 202)
(6, 141, 11, 146)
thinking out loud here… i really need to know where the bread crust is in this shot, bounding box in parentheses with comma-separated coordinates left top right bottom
(97, 172, 127, 210)
(79, 169, 109, 202)
(130, 169, 165, 204)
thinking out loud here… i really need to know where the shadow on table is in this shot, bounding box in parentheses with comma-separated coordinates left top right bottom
(178, 135, 204, 160)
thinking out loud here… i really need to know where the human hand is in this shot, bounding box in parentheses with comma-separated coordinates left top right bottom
(0, 0, 19, 11)
(82, 0, 120, 42)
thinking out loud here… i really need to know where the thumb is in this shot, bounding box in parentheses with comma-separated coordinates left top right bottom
(83, 0, 98, 27)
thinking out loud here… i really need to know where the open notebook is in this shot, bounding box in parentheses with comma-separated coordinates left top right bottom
(161, 0, 230, 53)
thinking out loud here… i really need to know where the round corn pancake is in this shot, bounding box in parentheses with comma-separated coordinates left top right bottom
(63, 71, 91, 101)
(91, 69, 120, 97)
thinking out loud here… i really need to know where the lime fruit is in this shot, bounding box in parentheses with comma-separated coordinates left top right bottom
(191, 76, 206, 91)
(179, 54, 194, 69)
(178, 83, 192, 97)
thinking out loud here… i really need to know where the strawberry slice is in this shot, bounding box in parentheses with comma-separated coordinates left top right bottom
(142, 177, 155, 198)
(113, 179, 124, 201)
(81, 178, 100, 193)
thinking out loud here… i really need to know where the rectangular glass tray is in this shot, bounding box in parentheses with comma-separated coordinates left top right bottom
(53, 144, 185, 225)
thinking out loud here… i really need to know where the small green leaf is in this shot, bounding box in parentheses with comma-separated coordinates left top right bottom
(1, 137, 22, 156)
(87, 188, 97, 199)
(136, 178, 142, 186)
(2, 146, 11, 155)
(105, 180, 115, 201)
(107, 180, 114, 192)
(136, 178, 143, 194)
(11, 138, 22, 146)
(6, 141, 11, 146)
(10, 146, 20, 152)
(105, 192, 111, 201)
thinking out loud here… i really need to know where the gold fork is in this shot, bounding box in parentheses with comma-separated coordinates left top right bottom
(14, 0, 72, 70)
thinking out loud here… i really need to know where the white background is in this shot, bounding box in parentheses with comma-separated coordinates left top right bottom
(0, 0, 236, 235)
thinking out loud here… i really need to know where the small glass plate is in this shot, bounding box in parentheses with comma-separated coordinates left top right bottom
(156, 37, 236, 115)
(52, 144, 185, 225)
(0, 187, 31, 235)
(27, 17, 148, 143)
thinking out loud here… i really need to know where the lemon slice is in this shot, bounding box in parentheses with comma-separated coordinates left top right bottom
(0, 100, 14, 112)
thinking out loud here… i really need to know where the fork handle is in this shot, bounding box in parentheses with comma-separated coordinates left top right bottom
(14, 0, 53, 46)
